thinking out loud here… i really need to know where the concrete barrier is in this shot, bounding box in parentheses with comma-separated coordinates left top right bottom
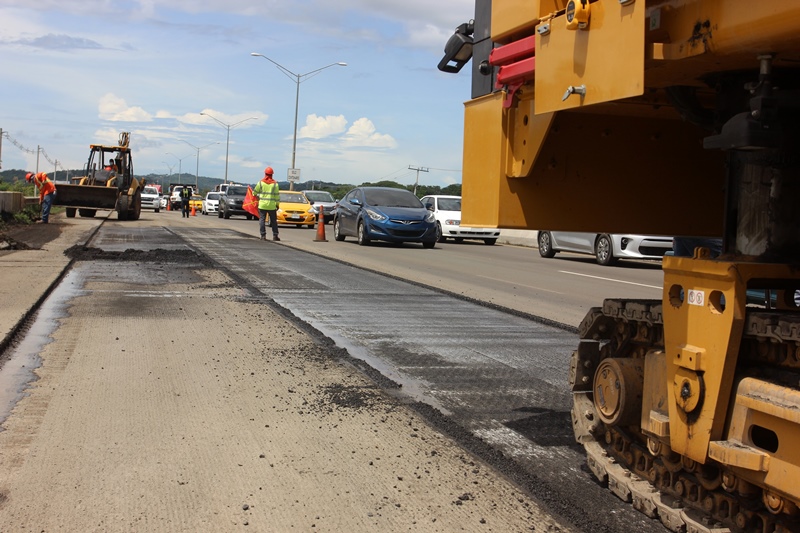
(497, 229, 539, 248)
(0, 192, 24, 214)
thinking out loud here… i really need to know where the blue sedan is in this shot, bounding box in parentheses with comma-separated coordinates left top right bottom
(333, 187, 438, 248)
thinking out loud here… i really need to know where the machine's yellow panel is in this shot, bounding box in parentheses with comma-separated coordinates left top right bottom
(461, 93, 505, 229)
(491, 0, 540, 43)
(535, 0, 645, 114)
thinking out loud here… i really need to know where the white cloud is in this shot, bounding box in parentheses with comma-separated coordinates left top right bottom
(344, 118, 397, 149)
(298, 114, 347, 140)
(98, 93, 153, 122)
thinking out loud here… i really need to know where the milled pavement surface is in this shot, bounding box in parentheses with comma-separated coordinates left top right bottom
(0, 212, 567, 532)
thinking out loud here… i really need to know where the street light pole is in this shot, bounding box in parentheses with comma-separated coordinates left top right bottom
(199, 112, 257, 185)
(250, 53, 346, 190)
(166, 152, 193, 185)
(181, 140, 219, 191)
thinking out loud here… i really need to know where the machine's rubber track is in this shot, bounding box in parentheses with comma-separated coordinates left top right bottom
(571, 299, 799, 533)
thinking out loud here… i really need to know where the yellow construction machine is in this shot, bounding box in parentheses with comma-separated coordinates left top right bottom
(440, 2, 800, 532)
(55, 132, 143, 220)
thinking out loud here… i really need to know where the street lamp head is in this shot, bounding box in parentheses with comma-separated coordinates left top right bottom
(337, 62, 347, 66)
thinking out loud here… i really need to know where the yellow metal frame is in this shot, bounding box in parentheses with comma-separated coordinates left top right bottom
(662, 254, 800, 467)
(535, 0, 645, 114)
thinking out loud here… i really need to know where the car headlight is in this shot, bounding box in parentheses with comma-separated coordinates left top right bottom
(425, 211, 436, 223)
(309, 207, 318, 215)
(277, 208, 284, 215)
(365, 208, 387, 221)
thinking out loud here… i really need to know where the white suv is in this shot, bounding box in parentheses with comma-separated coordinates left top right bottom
(141, 186, 161, 212)
(420, 195, 500, 245)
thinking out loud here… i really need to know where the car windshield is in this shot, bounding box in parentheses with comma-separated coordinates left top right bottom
(364, 188, 422, 208)
(207, 193, 220, 200)
(304, 191, 334, 202)
(143, 187, 158, 195)
(280, 192, 309, 204)
(228, 186, 248, 196)
(438, 198, 461, 211)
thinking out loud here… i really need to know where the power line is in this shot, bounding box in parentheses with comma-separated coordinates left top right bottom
(1, 131, 65, 170)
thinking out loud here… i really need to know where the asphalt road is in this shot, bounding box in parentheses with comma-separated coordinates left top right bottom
(179, 209, 665, 327)
(2, 209, 669, 532)
(87, 209, 667, 532)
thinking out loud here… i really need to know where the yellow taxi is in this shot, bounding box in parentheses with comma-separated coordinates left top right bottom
(189, 195, 203, 213)
(276, 190, 317, 228)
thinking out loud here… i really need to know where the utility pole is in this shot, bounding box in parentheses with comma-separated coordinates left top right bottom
(409, 165, 429, 196)
(0, 128, 4, 170)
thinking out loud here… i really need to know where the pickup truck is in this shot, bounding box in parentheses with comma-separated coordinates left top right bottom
(169, 186, 193, 211)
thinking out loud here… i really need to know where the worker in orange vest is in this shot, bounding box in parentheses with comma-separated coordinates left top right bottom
(25, 172, 57, 223)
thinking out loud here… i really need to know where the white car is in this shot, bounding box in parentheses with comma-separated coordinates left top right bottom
(537, 231, 673, 266)
(420, 195, 500, 245)
(141, 186, 161, 212)
(160, 195, 167, 209)
(202, 192, 220, 215)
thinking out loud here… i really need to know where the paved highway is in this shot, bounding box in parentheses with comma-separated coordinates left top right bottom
(89, 210, 668, 532)
(2, 209, 669, 532)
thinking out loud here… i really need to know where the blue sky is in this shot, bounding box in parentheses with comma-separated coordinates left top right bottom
(0, 1, 474, 188)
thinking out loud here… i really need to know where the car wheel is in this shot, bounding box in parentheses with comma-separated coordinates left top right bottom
(66, 208, 76, 218)
(223, 208, 230, 220)
(422, 240, 436, 249)
(334, 218, 346, 241)
(454, 237, 464, 243)
(155, 207, 160, 213)
(357, 220, 370, 246)
(218, 209, 223, 219)
(595, 234, 618, 266)
(436, 222, 445, 243)
(538, 231, 557, 258)
(483, 238, 497, 246)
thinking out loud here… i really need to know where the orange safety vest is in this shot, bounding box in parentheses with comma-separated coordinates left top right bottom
(35, 173, 56, 202)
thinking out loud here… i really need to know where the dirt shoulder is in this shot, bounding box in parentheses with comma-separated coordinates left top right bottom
(0, 258, 563, 532)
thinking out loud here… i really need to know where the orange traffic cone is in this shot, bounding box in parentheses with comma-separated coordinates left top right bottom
(314, 206, 328, 242)
(191, 206, 197, 216)
(167, 201, 171, 211)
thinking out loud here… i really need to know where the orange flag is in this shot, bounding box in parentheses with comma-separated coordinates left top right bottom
(244, 186, 259, 217)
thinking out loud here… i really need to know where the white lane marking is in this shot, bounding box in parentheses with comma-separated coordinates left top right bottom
(559, 270, 662, 290)
(475, 274, 563, 294)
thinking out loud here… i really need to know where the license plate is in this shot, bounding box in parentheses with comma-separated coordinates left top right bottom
(290, 215, 302, 220)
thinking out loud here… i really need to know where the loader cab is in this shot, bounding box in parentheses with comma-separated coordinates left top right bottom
(85, 145, 134, 189)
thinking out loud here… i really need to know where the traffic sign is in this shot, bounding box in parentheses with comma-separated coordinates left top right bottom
(287, 168, 301, 182)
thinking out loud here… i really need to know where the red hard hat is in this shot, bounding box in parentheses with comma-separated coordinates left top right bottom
(264, 166, 274, 176)
(25, 172, 34, 181)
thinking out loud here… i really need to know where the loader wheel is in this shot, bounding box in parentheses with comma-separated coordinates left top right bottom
(78, 209, 97, 218)
(66, 208, 77, 218)
(129, 191, 142, 221)
(117, 195, 129, 221)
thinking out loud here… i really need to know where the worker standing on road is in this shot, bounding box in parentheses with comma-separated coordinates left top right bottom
(25, 172, 56, 224)
(180, 186, 192, 218)
(253, 166, 281, 241)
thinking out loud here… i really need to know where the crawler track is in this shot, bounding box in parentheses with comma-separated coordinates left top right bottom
(571, 299, 800, 533)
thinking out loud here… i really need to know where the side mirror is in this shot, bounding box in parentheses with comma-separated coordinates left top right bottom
(349, 197, 361, 206)
(425, 202, 434, 211)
